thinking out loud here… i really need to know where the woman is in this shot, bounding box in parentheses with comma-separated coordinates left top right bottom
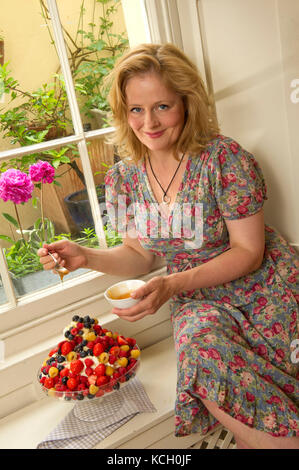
(38, 43, 299, 449)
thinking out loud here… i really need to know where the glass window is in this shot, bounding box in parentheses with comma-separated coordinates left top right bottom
(0, 0, 128, 300)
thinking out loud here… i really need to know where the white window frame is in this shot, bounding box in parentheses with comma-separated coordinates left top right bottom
(0, 0, 208, 353)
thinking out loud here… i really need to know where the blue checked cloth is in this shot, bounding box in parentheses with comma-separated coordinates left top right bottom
(37, 376, 156, 449)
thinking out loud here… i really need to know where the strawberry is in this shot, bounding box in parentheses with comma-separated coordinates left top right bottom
(126, 337, 136, 347)
(44, 377, 54, 389)
(117, 335, 128, 346)
(61, 341, 73, 356)
(59, 368, 69, 378)
(49, 347, 58, 357)
(87, 374, 97, 385)
(67, 378, 78, 390)
(110, 346, 120, 357)
(70, 359, 84, 375)
(93, 343, 105, 356)
(94, 363, 106, 377)
(96, 375, 109, 386)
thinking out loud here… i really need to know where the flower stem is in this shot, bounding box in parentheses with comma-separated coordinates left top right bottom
(40, 183, 45, 242)
(14, 203, 26, 244)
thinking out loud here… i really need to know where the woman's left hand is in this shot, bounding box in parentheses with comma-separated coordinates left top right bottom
(111, 275, 175, 322)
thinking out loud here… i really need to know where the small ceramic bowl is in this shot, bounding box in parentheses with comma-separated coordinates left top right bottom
(104, 279, 146, 309)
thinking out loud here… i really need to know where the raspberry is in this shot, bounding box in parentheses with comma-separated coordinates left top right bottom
(93, 343, 104, 356)
(77, 322, 84, 329)
(84, 358, 94, 367)
(71, 328, 79, 336)
(87, 341, 95, 350)
(85, 367, 94, 376)
(67, 378, 78, 390)
(109, 354, 117, 364)
(70, 359, 84, 375)
(119, 349, 129, 358)
(94, 363, 106, 377)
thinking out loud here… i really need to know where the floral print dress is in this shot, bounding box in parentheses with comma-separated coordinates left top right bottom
(104, 135, 299, 438)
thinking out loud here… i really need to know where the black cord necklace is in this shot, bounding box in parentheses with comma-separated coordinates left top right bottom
(147, 152, 185, 205)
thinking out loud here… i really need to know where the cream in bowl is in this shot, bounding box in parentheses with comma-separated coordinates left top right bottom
(104, 279, 146, 309)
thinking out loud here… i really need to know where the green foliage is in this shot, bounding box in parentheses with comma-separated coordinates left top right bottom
(0, 0, 128, 177)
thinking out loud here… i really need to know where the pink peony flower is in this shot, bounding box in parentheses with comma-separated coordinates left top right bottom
(29, 160, 55, 184)
(0, 169, 34, 204)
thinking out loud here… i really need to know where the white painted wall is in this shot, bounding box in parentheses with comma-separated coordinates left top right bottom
(199, 0, 299, 245)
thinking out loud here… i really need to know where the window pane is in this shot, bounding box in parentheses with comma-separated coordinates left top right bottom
(56, 0, 129, 131)
(0, 275, 7, 305)
(0, 0, 74, 155)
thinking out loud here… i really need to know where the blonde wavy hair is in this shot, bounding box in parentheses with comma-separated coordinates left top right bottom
(106, 43, 219, 163)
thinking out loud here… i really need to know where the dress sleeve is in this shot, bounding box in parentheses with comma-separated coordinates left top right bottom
(104, 161, 135, 235)
(210, 138, 268, 220)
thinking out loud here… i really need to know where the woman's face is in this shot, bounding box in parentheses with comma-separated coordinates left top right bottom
(125, 71, 185, 156)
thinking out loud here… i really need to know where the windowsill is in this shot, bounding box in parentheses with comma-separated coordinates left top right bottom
(0, 336, 182, 449)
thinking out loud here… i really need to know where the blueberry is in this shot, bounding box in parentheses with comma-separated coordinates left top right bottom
(62, 376, 68, 385)
(57, 365, 64, 371)
(87, 349, 93, 356)
(57, 355, 65, 363)
(68, 334, 74, 340)
(64, 395, 72, 401)
(72, 315, 79, 322)
(79, 317, 84, 323)
(87, 393, 95, 399)
(113, 382, 120, 390)
(81, 340, 87, 346)
(76, 393, 84, 400)
(65, 330, 70, 338)
(80, 350, 87, 358)
(78, 330, 83, 335)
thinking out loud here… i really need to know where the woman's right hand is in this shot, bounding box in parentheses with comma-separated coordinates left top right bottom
(37, 240, 87, 272)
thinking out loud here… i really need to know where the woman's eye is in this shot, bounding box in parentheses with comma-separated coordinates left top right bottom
(158, 104, 169, 111)
(130, 107, 142, 113)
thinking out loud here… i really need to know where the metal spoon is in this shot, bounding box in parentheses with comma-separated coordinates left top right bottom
(48, 251, 69, 274)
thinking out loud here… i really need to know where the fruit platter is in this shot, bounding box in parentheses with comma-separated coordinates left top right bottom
(37, 315, 140, 403)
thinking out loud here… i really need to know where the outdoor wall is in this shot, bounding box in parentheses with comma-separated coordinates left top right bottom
(201, 0, 299, 245)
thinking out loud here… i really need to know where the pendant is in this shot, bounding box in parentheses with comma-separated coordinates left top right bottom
(162, 194, 171, 205)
